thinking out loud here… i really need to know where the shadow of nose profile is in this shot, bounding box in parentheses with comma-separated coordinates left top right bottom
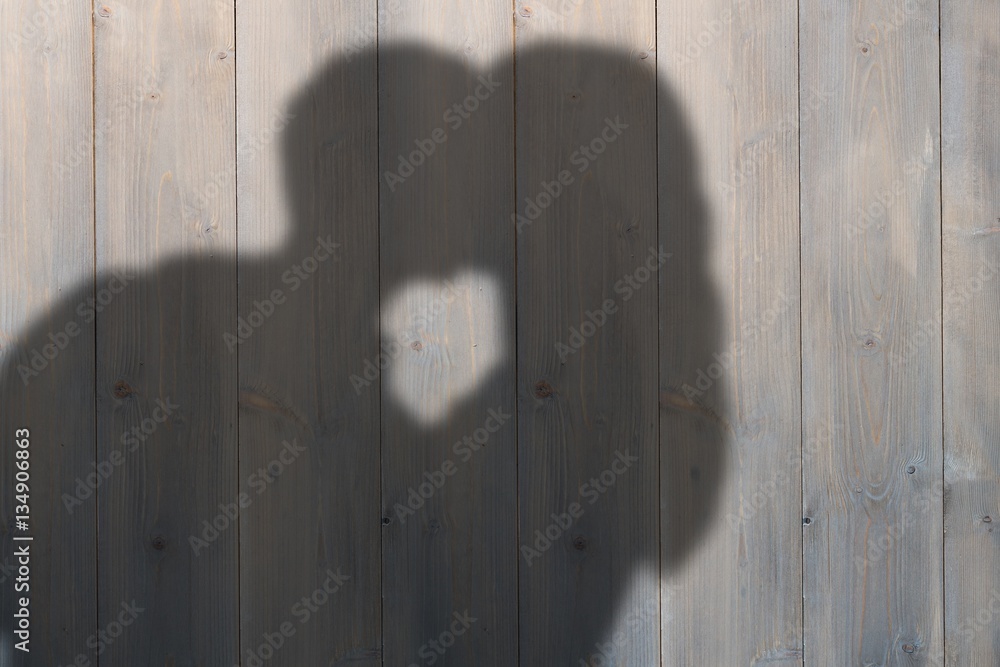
(0, 43, 723, 666)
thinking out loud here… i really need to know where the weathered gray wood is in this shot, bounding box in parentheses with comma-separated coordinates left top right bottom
(378, 4, 518, 664)
(10, 2, 1000, 663)
(658, 1, 802, 664)
(94, 0, 239, 662)
(237, 1, 382, 664)
(941, 3, 1000, 664)
(0, 2, 96, 664)
(800, 1, 943, 664)
(515, 2, 660, 659)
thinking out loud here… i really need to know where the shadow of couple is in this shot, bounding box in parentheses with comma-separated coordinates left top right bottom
(1, 42, 725, 665)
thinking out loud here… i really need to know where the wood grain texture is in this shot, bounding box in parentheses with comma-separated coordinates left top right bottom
(0, 2, 96, 664)
(94, 0, 238, 663)
(378, 3, 518, 664)
(800, 1, 943, 664)
(237, 1, 382, 664)
(5, 3, 1000, 665)
(941, 2, 1000, 664)
(658, 0, 802, 664)
(514, 2, 660, 663)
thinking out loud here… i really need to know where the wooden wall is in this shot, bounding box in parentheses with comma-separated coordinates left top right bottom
(1, 0, 997, 665)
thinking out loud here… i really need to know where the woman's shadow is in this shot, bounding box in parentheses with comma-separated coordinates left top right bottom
(1, 43, 725, 665)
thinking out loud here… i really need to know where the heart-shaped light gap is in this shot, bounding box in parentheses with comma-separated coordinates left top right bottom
(380, 268, 506, 426)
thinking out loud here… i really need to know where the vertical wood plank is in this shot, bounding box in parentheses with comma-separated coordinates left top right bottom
(941, 2, 1000, 664)
(658, 0, 802, 664)
(94, 0, 238, 662)
(237, 0, 382, 664)
(0, 2, 96, 664)
(515, 2, 659, 663)
(378, 3, 518, 665)
(800, 1, 943, 664)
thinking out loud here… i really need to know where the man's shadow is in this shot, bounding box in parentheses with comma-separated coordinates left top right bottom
(1, 44, 725, 665)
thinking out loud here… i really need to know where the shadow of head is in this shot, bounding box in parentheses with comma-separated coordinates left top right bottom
(276, 42, 725, 658)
